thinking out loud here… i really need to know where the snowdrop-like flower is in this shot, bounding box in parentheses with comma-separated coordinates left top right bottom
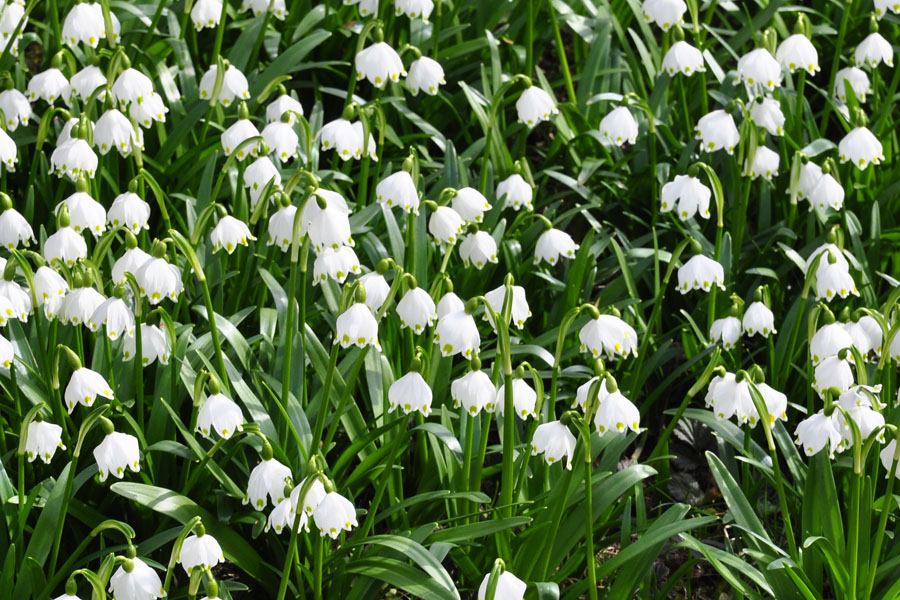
(108, 192, 151, 233)
(795, 410, 844, 457)
(335, 303, 380, 349)
(65, 367, 113, 413)
(452, 370, 495, 415)
(460, 231, 498, 269)
(516, 86, 557, 128)
(112, 247, 152, 283)
(59, 286, 105, 326)
(0, 280, 30, 322)
(660, 175, 711, 220)
(839, 127, 884, 170)
(749, 97, 785, 136)
(179, 532, 223, 575)
(497, 174, 533, 211)
(261, 121, 298, 163)
(129, 92, 168, 128)
(808, 173, 844, 212)
(25, 420, 65, 463)
(191, 0, 222, 30)
(396, 287, 436, 333)
(0, 129, 16, 172)
(62, 3, 114, 48)
(534, 228, 579, 265)
(736, 47, 782, 90)
(304, 190, 352, 251)
(745, 146, 779, 181)
(58, 192, 106, 236)
(67, 65, 107, 102)
(705, 372, 753, 423)
(210, 215, 255, 254)
(109, 558, 164, 600)
(875, 0, 900, 18)
(319, 118, 361, 160)
(27, 68, 68, 103)
(695, 110, 739, 154)
(815, 262, 859, 301)
(267, 94, 303, 123)
(222, 119, 260, 160)
(599, 106, 638, 146)
(377, 171, 419, 213)
(437, 292, 464, 319)
(451, 187, 491, 223)
(197, 393, 245, 439)
(123, 323, 171, 365)
(580, 315, 638, 359)
(313, 492, 357, 539)
(240, 0, 286, 18)
(748, 382, 788, 427)
(267, 204, 296, 251)
(356, 121, 379, 160)
(429, 206, 464, 244)
(34, 266, 68, 312)
(0, 333, 12, 372)
(356, 42, 405, 88)
(836, 402, 885, 448)
(594, 384, 641, 434)
(57, 118, 86, 147)
(245, 457, 291, 508)
(797, 161, 823, 200)
(359, 272, 390, 312)
(532, 421, 576, 469)
(710, 316, 741, 349)
(111, 68, 155, 107)
(573, 376, 602, 410)
(641, 0, 686, 30)
(0, 3, 26, 56)
(881, 439, 900, 478)
(266, 497, 297, 534)
(396, 0, 433, 19)
(50, 138, 98, 180)
(389, 371, 433, 416)
(812, 355, 855, 398)
(293, 476, 327, 515)
(0, 89, 30, 130)
(855, 32, 893, 68)
(199, 64, 251, 107)
(807, 243, 848, 274)
(0, 206, 34, 249)
(88, 297, 134, 340)
(406, 56, 445, 95)
(135, 256, 183, 304)
(94, 431, 140, 481)
(313, 246, 360, 284)
(845, 317, 881, 357)
(742, 302, 775, 337)
(435, 310, 480, 358)
(245, 156, 281, 209)
(662, 40, 705, 76)
(834, 67, 871, 103)
(484, 284, 531, 330)
(44, 226, 87, 267)
(678, 254, 725, 293)
(776, 33, 819, 74)
(343, 0, 379, 17)
(495, 377, 536, 419)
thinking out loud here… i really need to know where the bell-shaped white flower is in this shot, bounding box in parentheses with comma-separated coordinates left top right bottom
(261, 121, 298, 163)
(678, 254, 725, 293)
(451, 187, 491, 223)
(532, 421, 576, 469)
(111, 68, 155, 107)
(129, 92, 168, 128)
(745, 145, 780, 181)
(881, 439, 900, 478)
(396, 287, 436, 333)
(484, 284, 531, 330)
(62, 3, 111, 48)
(88, 297, 135, 340)
(641, 0, 686, 30)
(222, 119, 260, 160)
(662, 40, 705, 76)
(377, 171, 419, 213)
(834, 67, 871, 103)
(434, 309, 480, 358)
(335, 303, 380, 349)
(660, 175, 711, 220)
(811, 322, 854, 365)
(395, 0, 433, 19)
(0, 89, 30, 130)
(57, 192, 106, 237)
(199, 64, 251, 107)
(599, 106, 638, 146)
(796, 161, 823, 200)
(293, 476, 327, 515)
(705, 372, 754, 424)
(795, 410, 844, 457)
(495, 377, 537, 419)
(428, 206, 464, 244)
(875, 0, 900, 18)
(0, 129, 15, 172)
(123, 323, 171, 365)
(210, 215, 255, 255)
(303, 189, 352, 251)
(359, 272, 390, 312)
(34, 266, 68, 316)
(25, 420, 65, 464)
(108, 192, 151, 233)
(135, 256, 183, 304)
(0, 206, 34, 249)
(497, 174, 532, 211)
(244, 457, 291, 508)
(855, 32, 894, 68)
(191, 0, 222, 30)
(109, 558, 164, 600)
(437, 292, 464, 319)
(748, 382, 788, 427)
(0, 332, 13, 372)
(356, 42, 405, 88)
(406, 56, 445, 95)
(245, 156, 281, 209)
(452, 370, 495, 415)
(50, 138, 98, 180)
(94, 431, 140, 481)
(808, 173, 844, 212)
(516, 86, 557, 128)
(179, 533, 224, 575)
(460, 231, 498, 269)
(313, 246, 360, 284)
(0, 3, 26, 57)
(318, 118, 361, 160)
(266, 94, 303, 123)
(856, 315, 883, 356)
(65, 367, 113, 413)
(0, 280, 30, 322)
(59, 286, 105, 326)
(313, 491, 357, 539)
(776, 34, 819, 74)
(710, 316, 741, 350)
(807, 243, 849, 274)
(94, 109, 142, 157)
(742, 302, 775, 337)
(67, 65, 107, 103)
(112, 247, 152, 284)
(815, 262, 859, 301)
(27, 68, 68, 103)
(839, 127, 884, 170)
(534, 228, 579, 265)
(579, 314, 638, 359)
(594, 384, 641, 434)
(197, 393, 245, 439)
(695, 110, 739, 154)
(267, 204, 296, 251)
(240, 0, 287, 19)
(836, 401, 885, 448)
(388, 371, 433, 416)
(749, 97, 785, 136)
(266, 497, 297, 534)
(736, 47, 782, 90)
(812, 355, 855, 398)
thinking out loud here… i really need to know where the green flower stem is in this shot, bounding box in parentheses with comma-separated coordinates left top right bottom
(526, 0, 535, 76)
(281, 237, 303, 436)
(322, 347, 370, 454)
(310, 342, 340, 455)
(432, 0, 443, 58)
(545, 0, 575, 103)
(47, 455, 77, 575)
(314, 533, 324, 600)
(183, 437, 227, 496)
(819, 2, 852, 133)
(134, 308, 145, 423)
(460, 410, 475, 506)
(532, 463, 572, 580)
(580, 423, 598, 600)
(499, 373, 515, 517)
(479, 76, 529, 194)
(211, 0, 229, 62)
(277, 474, 322, 600)
(470, 412, 492, 512)
(865, 433, 900, 597)
(248, 8, 273, 71)
(849, 470, 862, 597)
(794, 71, 806, 142)
(353, 422, 405, 545)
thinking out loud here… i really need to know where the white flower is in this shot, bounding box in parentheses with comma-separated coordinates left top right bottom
(388, 371, 433, 416)
(452, 370, 495, 415)
(65, 367, 113, 413)
(839, 127, 884, 170)
(356, 42, 405, 88)
(267, 204, 297, 250)
(313, 491, 357, 539)
(808, 173, 844, 212)
(516, 86, 557, 128)
(599, 106, 638, 146)
(210, 215, 255, 255)
(135, 257, 183, 304)
(735, 47, 782, 90)
(836, 402, 885, 448)
(129, 92, 168, 128)
(293, 476, 327, 515)
(460, 231, 498, 269)
(534, 228, 579, 265)
(857, 315, 883, 356)
(662, 40, 705, 76)
(343, 0, 379, 16)
(108, 192, 151, 233)
(57, 192, 106, 236)
(27, 68, 68, 103)
(795, 410, 844, 457)
(240, 0, 286, 19)
(318, 118, 361, 160)
(839, 385, 881, 409)
(197, 393, 245, 439)
(355, 121, 378, 160)
(749, 97, 785, 136)
(111, 68, 155, 107)
(406, 56, 445, 95)
(50, 138, 98, 180)
(0, 280, 30, 322)
(303, 190, 352, 251)
(396, 287, 436, 333)
(34, 266, 68, 314)
(94, 431, 140, 481)
(359, 272, 390, 312)
(245, 156, 281, 209)
(594, 385, 641, 434)
(660, 175, 711, 220)
(191, 0, 222, 30)
(855, 32, 893, 68)
(112, 247, 152, 283)
(452, 187, 491, 223)
(495, 377, 536, 419)
(266, 94, 303, 123)
(222, 119, 260, 160)
(199, 64, 251, 107)
(484, 284, 531, 330)
(335, 303, 380, 349)
(812, 355, 855, 398)
(532, 421, 576, 469)
(0, 294, 18, 326)
(313, 247, 360, 284)
(807, 243, 848, 273)
(695, 110, 739, 154)
(641, 0, 686, 30)
(94, 108, 142, 157)
(678, 254, 725, 293)
(245, 457, 291, 509)
(776, 34, 819, 74)
(749, 382, 788, 427)
(63, 3, 115, 48)
(0, 206, 34, 249)
(434, 310, 480, 358)
(745, 146, 780, 181)
(266, 497, 297, 534)
(57, 118, 84, 146)
(436, 292, 465, 319)
(109, 558, 164, 600)
(881, 439, 900, 478)
(497, 174, 532, 211)
(815, 263, 858, 301)
(67, 65, 107, 102)
(797, 161, 823, 200)
(705, 372, 753, 423)
(0, 333, 14, 372)
(428, 206, 464, 244)
(742, 302, 775, 337)
(834, 67, 871, 103)
(0, 89, 30, 130)
(875, 0, 900, 18)
(0, 3, 26, 56)
(0, 130, 16, 172)
(710, 316, 741, 349)
(377, 171, 419, 213)
(25, 420, 65, 463)
(261, 121, 298, 163)
(123, 323, 171, 365)
(59, 286, 105, 327)
(395, 0, 434, 19)
(179, 533, 224, 575)
(88, 297, 135, 340)
(579, 315, 638, 359)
